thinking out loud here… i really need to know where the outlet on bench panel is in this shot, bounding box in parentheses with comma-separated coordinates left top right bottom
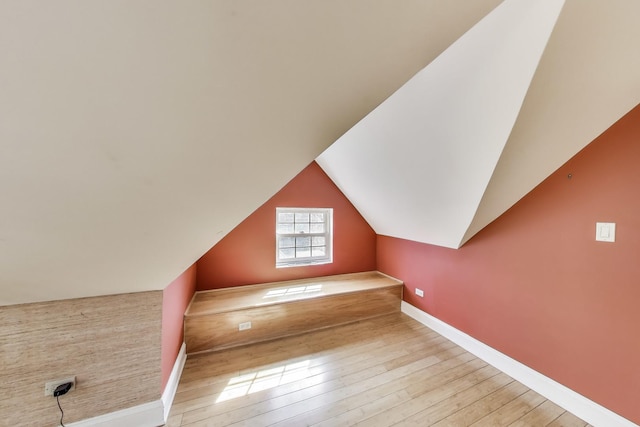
(238, 321, 252, 331)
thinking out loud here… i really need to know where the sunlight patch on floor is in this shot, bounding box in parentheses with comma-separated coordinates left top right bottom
(216, 360, 312, 403)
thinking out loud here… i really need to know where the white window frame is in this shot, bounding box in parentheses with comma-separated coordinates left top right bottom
(276, 207, 333, 268)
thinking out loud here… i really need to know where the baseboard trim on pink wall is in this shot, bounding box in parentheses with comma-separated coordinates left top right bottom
(401, 302, 638, 427)
(162, 342, 187, 421)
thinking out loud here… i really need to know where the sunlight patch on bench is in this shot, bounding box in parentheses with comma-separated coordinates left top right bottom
(262, 284, 323, 299)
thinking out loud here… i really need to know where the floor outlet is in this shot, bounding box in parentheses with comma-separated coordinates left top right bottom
(44, 376, 76, 396)
(239, 321, 252, 331)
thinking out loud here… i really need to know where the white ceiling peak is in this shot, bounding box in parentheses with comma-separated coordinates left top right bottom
(318, 0, 565, 249)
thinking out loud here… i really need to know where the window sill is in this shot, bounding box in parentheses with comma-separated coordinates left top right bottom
(276, 259, 332, 269)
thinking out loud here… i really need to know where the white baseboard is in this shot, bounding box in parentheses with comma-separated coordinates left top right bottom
(67, 342, 187, 427)
(65, 400, 164, 427)
(401, 301, 638, 427)
(162, 342, 187, 421)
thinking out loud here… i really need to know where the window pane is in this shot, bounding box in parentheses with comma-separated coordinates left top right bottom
(276, 207, 332, 266)
(279, 248, 295, 259)
(295, 223, 310, 234)
(310, 223, 324, 233)
(294, 212, 309, 223)
(277, 223, 294, 234)
(295, 236, 311, 247)
(278, 212, 294, 223)
(312, 247, 326, 257)
(279, 237, 295, 248)
(310, 213, 324, 223)
(296, 247, 311, 258)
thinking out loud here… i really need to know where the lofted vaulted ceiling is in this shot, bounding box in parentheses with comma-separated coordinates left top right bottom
(1, 0, 639, 305)
(317, 0, 640, 248)
(318, 0, 565, 248)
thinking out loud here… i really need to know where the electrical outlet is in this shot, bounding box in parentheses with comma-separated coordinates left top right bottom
(44, 376, 76, 396)
(238, 321, 252, 331)
(415, 288, 424, 297)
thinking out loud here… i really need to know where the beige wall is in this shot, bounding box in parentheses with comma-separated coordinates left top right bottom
(0, 291, 162, 426)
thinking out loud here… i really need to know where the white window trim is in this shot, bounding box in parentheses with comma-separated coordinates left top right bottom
(276, 207, 333, 268)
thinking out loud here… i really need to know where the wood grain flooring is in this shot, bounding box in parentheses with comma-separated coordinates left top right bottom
(166, 312, 590, 427)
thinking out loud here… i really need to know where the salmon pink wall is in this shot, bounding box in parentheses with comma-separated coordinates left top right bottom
(161, 263, 196, 391)
(377, 104, 640, 424)
(196, 161, 376, 290)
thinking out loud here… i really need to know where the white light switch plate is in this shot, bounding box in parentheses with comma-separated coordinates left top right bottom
(596, 222, 615, 242)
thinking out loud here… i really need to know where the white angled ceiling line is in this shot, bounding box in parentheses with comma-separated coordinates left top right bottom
(317, 0, 566, 249)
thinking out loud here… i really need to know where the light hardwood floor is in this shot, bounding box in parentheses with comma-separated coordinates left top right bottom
(166, 312, 590, 427)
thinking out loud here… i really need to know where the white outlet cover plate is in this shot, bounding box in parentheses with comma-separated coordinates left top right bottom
(239, 321, 252, 331)
(415, 288, 424, 297)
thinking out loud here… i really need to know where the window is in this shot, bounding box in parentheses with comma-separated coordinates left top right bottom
(276, 208, 332, 267)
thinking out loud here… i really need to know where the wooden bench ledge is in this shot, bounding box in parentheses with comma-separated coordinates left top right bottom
(184, 271, 403, 354)
(186, 271, 402, 317)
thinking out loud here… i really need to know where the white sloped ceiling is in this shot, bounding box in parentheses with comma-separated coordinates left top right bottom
(461, 0, 640, 244)
(3, 0, 639, 305)
(318, 0, 566, 249)
(318, 0, 640, 249)
(0, 0, 502, 305)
